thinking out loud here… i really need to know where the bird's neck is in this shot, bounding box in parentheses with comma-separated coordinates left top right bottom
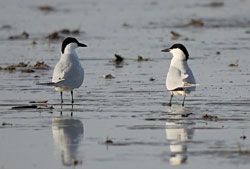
(63, 44, 77, 55)
(170, 55, 186, 67)
(60, 46, 78, 62)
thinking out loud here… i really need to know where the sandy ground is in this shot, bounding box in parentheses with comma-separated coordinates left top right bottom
(1, 0, 250, 169)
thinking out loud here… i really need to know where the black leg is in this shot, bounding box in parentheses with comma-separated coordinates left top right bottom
(60, 92, 63, 104)
(60, 104, 63, 116)
(71, 104, 73, 116)
(168, 94, 173, 107)
(71, 90, 74, 104)
(182, 95, 186, 107)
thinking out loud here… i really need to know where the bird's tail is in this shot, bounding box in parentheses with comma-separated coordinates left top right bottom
(183, 82, 200, 88)
(36, 82, 58, 86)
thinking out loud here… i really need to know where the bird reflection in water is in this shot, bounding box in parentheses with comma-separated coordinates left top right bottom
(52, 115, 84, 166)
(165, 106, 194, 166)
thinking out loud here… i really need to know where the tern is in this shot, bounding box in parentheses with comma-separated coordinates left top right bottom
(38, 37, 87, 104)
(162, 44, 196, 106)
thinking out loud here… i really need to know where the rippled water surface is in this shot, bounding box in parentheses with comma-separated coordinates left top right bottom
(1, 0, 250, 169)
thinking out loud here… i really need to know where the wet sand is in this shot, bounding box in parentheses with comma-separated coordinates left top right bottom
(1, 0, 250, 169)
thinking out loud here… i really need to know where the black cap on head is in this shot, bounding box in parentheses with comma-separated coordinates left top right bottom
(161, 43, 189, 60)
(61, 37, 87, 54)
(169, 43, 189, 60)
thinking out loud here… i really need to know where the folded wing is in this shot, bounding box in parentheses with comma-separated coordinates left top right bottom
(166, 64, 196, 91)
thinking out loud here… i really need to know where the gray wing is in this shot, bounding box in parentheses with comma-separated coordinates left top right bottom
(166, 66, 185, 90)
(182, 63, 196, 91)
(52, 60, 71, 83)
(166, 63, 196, 91)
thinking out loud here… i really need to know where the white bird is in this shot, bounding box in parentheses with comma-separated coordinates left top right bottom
(161, 44, 196, 106)
(38, 37, 87, 104)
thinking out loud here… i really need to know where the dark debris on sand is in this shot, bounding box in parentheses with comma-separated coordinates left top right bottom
(105, 138, 114, 145)
(46, 29, 81, 40)
(188, 19, 205, 27)
(137, 55, 149, 62)
(2, 122, 13, 126)
(205, 2, 224, 8)
(2, 62, 28, 72)
(149, 77, 155, 81)
(169, 31, 194, 41)
(33, 61, 50, 70)
(228, 60, 239, 67)
(112, 54, 124, 65)
(32, 40, 37, 45)
(122, 22, 133, 29)
(170, 31, 182, 40)
(103, 73, 115, 79)
(72, 160, 82, 166)
(181, 113, 193, 117)
(240, 135, 247, 140)
(11, 104, 53, 110)
(46, 32, 63, 40)
(21, 69, 35, 73)
(103, 138, 129, 146)
(11, 105, 38, 109)
(8, 31, 29, 40)
(216, 51, 221, 55)
(182, 19, 205, 28)
(1, 25, 12, 30)
(59, 29, 80, 35)
(1, 61, 50, 73)
(202, 114, 218, 121)
(37, 5, 56, 13)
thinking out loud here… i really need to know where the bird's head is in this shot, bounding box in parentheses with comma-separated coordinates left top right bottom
(161, 43, 189, 61)
(61, 37, 87, 54)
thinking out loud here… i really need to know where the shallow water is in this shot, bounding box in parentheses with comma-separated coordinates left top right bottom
(1, 0, 250, 169)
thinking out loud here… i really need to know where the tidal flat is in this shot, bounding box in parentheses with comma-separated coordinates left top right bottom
(1, 0, 250, 169)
